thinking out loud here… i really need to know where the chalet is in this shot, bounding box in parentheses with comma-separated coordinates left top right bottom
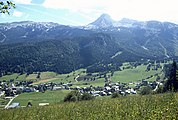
(100, 91, 107, 96)
(39, 103, 49, 106)
(23, 87, 34, 92)
(149, 81, 157, 89)
(7, 103, 20, 109)
(107, 92, 112, 96)
(142, 80, 148, 86)
(130, 88, 137, 94)
(53, 86, 63, 90)
(125, 90, 131, 94)
(105, 86, 111, 91)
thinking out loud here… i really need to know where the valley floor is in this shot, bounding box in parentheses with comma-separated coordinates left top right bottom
(0, 62, 167, 109)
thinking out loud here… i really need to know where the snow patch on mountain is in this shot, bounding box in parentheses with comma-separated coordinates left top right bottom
(141, 46, 149, 50)
(22, 32, 29, 38)
(0, 32, 6, 43)
(159, 42, 170, 58)
(1, 21, 59, 31)
(111, 51, 123, 59)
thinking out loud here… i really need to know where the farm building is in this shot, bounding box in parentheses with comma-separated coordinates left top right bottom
(7, 103, 20, 109)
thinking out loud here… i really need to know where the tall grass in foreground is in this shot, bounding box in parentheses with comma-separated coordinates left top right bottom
(1, 93, 178, 120)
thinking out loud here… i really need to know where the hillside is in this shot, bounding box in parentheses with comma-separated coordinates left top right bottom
(1, 93, 178, 120)
(0, 33, 143, 75)
(0, 62, 164, 86)
(1, 14, 178, 74)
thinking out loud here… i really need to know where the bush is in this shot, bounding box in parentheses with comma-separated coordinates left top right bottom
(111, 92, 121, 98)
(64, 91, 94, 102)
(155, 85, 165, 94)
(140, 86, 152, 95)
(64, 91, 82, 102)
(81, 93, 94, 101)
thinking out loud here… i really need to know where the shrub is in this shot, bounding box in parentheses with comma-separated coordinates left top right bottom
(155, 85, 164, 94)
(140, 86, 152, 95)
(64, 91, 94, 102)
(64, 91, 82, 102)
(81, 93, 94, 101)
(111, 92, 121, 98)
(27, 102, 32, 107)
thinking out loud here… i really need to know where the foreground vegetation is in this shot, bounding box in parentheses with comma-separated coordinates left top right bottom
(1, 93, 178, 120)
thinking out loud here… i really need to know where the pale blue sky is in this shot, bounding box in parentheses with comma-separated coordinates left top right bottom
(1, 0, 178, 26)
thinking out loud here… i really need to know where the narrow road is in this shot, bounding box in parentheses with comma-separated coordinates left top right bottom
(75, 75, 79, 83)
(153, 85, 158, 91)
(4, 95, 18, 109)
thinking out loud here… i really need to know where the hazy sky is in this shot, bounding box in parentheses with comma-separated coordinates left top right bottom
(1, 0, 178, 25)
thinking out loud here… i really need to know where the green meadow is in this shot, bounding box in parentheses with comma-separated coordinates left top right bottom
(0, 63, 163, 87)
(1, 93, 178, 120)
(12, 90, 70, 106)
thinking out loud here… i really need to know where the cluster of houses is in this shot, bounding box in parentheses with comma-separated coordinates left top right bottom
(0, 61, 167, 109)
(0, 77, 163, 99)
(0, 79, 164, 109)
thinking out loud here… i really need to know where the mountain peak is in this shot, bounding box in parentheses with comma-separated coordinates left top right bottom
(89, 13, 114, 28)
(100, 13, 112, 20)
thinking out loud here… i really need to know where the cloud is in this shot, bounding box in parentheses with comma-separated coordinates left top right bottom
(42, 0, 106, 13)
(13, 0, 32, 4)
(42, 0, 178, 22)
(13, 11, 23, 17)
(17, 5, 81, 25)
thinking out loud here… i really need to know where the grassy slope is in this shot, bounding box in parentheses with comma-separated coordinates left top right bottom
(12, 90, 70, 106)
(0, 73, 19, 81)
(111, 65, 161, 83)
(0, 65, 162, 87)
(0, 72, 59, 82)
(72, 78, 105, 88)
(0, 69, 85, 82)
(1, 93, 178, 120)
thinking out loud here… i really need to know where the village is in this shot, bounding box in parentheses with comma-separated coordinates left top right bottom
(0, 60, 168, 109)
(0, 73, 164, 109)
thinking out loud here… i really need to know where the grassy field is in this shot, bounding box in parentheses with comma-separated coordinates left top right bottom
(0, 72, 59, 82)
(72, 78, 105, 88)
(32, 69, 86, 85)
(0, 64, 163, 87)
(111, 64, 162, 83)
(12, 90, 70, 106)
(0, 73, 20, 81)
(1, 93, 178, 120)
